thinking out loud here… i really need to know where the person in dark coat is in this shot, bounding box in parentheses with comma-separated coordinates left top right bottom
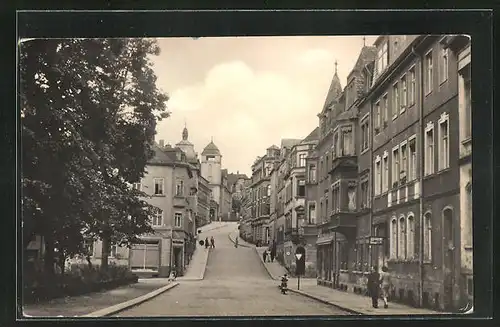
(270, 241, 276, 262)
(262, 249, 268, 262)
(367, 266, 381, 308)
(204, 237, 209, 249)
(210, 236, 215, 248)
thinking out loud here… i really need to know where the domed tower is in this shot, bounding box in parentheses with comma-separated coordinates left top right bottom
(201, 137, 222, 206)
(175, 123, 198, 164)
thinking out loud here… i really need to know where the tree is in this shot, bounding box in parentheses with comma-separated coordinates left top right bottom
(20, 38, 169, 274)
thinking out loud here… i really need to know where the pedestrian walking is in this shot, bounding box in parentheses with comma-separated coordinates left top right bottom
(270, 241, 276, 262)
(263, 249, 268, 262)
(235, 236, 239, 248)
(380, 266, 391, 308)
(205, 237, 209, 249)
(210, 236, 215, 248)
(367, 266, 381, 308)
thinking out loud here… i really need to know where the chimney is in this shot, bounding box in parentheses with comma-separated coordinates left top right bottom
(237, 170, 239, 175)
(159, 139, 165, 148)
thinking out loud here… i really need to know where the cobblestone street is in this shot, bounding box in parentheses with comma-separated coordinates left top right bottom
(115, 224, 351, 316)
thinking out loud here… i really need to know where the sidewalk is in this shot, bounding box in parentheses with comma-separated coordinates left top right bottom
(287, 282, 444, 315)
(177, 246, 210, 281)
(227, 230, 254, 248)
(254, 247, 289, 280)
(22, 279, 172, 317)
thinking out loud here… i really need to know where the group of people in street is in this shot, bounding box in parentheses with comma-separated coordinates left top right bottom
(262, 241, 277, 263)
(367, 265, 391, 309)
(203, 236, 215, 249)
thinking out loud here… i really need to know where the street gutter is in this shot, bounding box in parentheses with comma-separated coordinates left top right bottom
(286, 288, 363, 315)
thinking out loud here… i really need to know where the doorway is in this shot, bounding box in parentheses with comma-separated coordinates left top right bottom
(173, 246, 183, 276)
(442, 208, 455, 310)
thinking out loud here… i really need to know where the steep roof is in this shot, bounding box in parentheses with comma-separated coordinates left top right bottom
(321, 61, 343, 112)
(201, 140, 221, 156)
(148, 143, 174, 165)
(301, 126, 320, 143)
(281, 138, 302, 149)
(267, 145, 279, 150)
(348, 46, 377, 79)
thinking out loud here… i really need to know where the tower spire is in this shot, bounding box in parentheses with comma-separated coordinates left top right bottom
(211, 136, 214, 142)
(182, 120, 188, 140)
(334, 60, 338, 75)
(363, 36, 366, 46)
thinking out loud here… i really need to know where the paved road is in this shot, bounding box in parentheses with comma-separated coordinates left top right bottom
(115, 223, 351, 317)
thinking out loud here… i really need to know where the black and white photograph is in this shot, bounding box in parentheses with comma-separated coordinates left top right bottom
(19, 32, 475, 317)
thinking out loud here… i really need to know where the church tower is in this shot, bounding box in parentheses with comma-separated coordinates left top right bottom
(175, 123, 198, 164)
(200, 137, 222, 206)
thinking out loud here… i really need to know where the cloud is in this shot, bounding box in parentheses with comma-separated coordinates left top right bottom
(296, 48, 332, 65)
(156, 60, 321, 175)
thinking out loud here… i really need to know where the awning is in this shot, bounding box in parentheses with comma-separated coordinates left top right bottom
(316, 235, 334, 245)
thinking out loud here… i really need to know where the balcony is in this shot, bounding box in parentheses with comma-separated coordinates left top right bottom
(328, 211, 356, 238)
(173, 194, 188, 208)
(329, 151, 357, 174)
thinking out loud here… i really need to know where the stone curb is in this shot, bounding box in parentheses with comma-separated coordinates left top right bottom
(81, 282, 180, 317)
(286, 287, 363, 315)
(253, 247, 281, 280)
(227, 232, 253, 248)
(177, 248, 210, 281)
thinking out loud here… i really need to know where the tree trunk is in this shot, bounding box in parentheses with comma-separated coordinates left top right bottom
(43, 236, 55, 276)
(100, 234, 110, 272)
(59, 252, 66, 276)
(86, 254, 93, 270)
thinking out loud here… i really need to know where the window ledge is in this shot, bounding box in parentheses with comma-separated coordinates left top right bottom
(152, 194, 166, 197)
(425, 90, 433, 97)
(360, 148, 369, 155)
(464, 245, 473, 250)
(440, 78, 448, 86)
(408, 102, 415, 109)
(436, 167, 451, 175)
(400, 107, 406, 114)
(461, 137, 472, 146)
(392, 114, 398, 121)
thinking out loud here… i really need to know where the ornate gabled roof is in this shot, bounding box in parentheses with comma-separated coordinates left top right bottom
(202, 139, 221, 156)
(175, 124, 196, 160)
(267, 144, 280, 150)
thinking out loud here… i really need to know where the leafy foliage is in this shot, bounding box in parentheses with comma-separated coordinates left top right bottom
(20, 38, 169, 273)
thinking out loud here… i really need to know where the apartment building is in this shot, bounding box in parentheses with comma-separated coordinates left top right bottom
(447, 35, 472, 305)
(249, 146, 280, 245)
(354, 35, 464, 311)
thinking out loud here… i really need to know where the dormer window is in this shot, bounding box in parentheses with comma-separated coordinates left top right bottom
(375, 41, 389, 79)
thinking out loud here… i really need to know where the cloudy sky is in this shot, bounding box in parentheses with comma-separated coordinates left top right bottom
(151, 36, 378, 176)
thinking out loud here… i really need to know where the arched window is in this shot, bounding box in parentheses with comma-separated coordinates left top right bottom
(407, 214, 415, 259)
(424, 212, 432, 262)
(399, 216, 406, 259)
(390, 217, 398, 259)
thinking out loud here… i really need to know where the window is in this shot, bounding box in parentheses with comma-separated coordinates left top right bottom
(298, 153, 306, 167)
(297, 180, 305, 197)
(383, 95, 388, 126)
(401, 75, 407, 112)
(333, 133, 339, 157)
(392, 147, 399, 187)
(438, 113, 450, 170)
(348, 185, 356, 211)
(110, 244, 118, 258)
(463, 68, 472, 139)
(308, 203, 316, 225)
(425, 51, 433, 94)
(174, 212, 183, 228)
(152, 208, 163, 226)
(382, 153, 389, 192)
(440, 48, 449, 84)
(390, 217, 398, 259)
(208, 164, 212, 178)
(398, 217, 406, 259)
(153, 178, 164, 195)
(409, 137, 417, 181)
(360, 179, 369, 209)
(361, 118, 369, 152)
(308, 164, 317, 183)
(176, 180, 184, 196)
(133, 183, 142, 191)
(375, 159, 381, 195)
(341, 127, 353, 155)
(267, 185, 271, 197)
(424, 212, 432, 262)
(425, 124, 435, 175)
(392, 83, 399, 119)
(400, 142, 408, 184)
(332, 183, 340, 213)
(83, 239, 94, 256)
(409, 67, 416, 105)
(376, 42, 388, 77)
(407, 214, 415, 259)
(374, 101, 381, 132)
